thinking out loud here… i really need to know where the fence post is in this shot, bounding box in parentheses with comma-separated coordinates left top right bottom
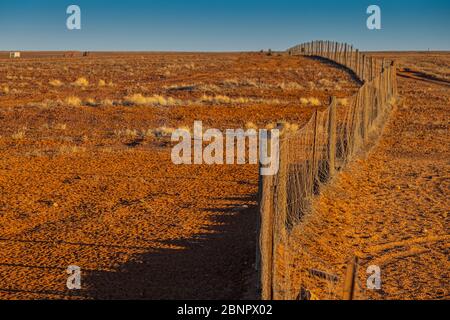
(328, 98, 337, 177)
(258, 133, 275, 300)
(334, 42, 338, 61)
(326, 41, 330, 59)
(345, 44, 349, 66)
(386, 63, 390, 98)
(271, 124, 289, 300)
(370, 57, 374, 81)
(392, 61, 398, 97)
(361, 54, 366, 82)
(355, 49, 360, 79)
(342, 257, 360, 300)
(363, 85, 370, 141)
(311, 109, 319, 192)
(352, 45, 355, 70)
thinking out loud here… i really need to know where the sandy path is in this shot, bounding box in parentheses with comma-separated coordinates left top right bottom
(287, 70, 449, 299)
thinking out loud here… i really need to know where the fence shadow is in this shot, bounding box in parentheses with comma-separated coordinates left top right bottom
(81, 195, 258, 300)
(307, 56, 363, 85)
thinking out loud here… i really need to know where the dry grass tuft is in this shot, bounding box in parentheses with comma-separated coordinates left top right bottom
(318, 78, 333, 87)
(153, 127, 176, 138)
(54, 123, 67, 130)
(164, 84, 197, 91)
(49, 80, 63, 87)
(85, 98, 99, 107)
(11, 129, 26, 140)
(73, 77, 89, 87)
(245, 122, 258, 130)
(300, 97, 321, 107)
(274, 121, 300, 134)
(100, 99, 114, 107)
(58, 145, 86, 155)
(65, 96, 82, 107)
(200, 95, 250, 105)
(124, 94, 179, 107)
(337, 98, 349, 106)
(1, 86, 10, 95)
(265, 123, 277, 130)
(279, 82, 304, 91)
(26, 100, 60, 109)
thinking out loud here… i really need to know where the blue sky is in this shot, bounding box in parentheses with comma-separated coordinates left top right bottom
(0, 0, 449, 51)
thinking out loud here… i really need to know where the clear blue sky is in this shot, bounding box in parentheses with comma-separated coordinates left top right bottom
(0, 0, 449, 51)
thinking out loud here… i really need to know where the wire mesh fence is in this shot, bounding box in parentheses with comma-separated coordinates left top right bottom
(257, 41, 397, 300)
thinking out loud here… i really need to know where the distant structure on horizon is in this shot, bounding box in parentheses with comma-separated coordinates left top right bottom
(9, 52, 20, 58)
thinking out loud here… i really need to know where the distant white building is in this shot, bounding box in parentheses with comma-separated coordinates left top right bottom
(9, 52, 20, 58)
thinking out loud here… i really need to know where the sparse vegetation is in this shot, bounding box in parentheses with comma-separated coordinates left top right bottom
(11, 129, 26, 140)
(124, 94, 179, 107)
(58, 145, 86, 155)
(153, 126, 176, 138)
(1, 86, 10, 95)
(49, 79, 63, 87)
(337, 98, 349, 106)
(0, 51, 367, 300)
(245, 122, 258, 130)
(65, 96, 82, 107)
(300, 97, 321, 106)
(53, 123, 67, 130)
(73, 77, 89, 87)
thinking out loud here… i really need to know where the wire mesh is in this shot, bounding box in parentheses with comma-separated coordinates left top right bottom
(259, 41, 397, 300)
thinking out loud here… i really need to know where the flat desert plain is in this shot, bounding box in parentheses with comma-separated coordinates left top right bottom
(0, 51, 448, 299)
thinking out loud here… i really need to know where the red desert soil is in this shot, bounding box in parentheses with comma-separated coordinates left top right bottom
(1, 51, 447, 300)
(284, 53, 449, 300)
(0, 52, 358, 299)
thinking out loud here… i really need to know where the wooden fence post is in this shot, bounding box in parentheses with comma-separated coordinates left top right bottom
(355, 49, 360, 79)
(361, 54, 366, 82)
(311, 109, 319, 192)
(272, 125, 289, 300)
(343, 257, 360, 300)
(392, 61, 398, 97)
(370, 57, 374, 81)
(326, 41, 330, 59)
(346, 44, 350, 67)
(328, 98, 337, 177)
(258, 133, 275, 300)
(363, 85, 370, 141)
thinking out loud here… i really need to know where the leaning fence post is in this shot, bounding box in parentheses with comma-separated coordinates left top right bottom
(343, 257, 360, 300)
(258, 133, 275, 300)
(328, 98, 337, 177)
